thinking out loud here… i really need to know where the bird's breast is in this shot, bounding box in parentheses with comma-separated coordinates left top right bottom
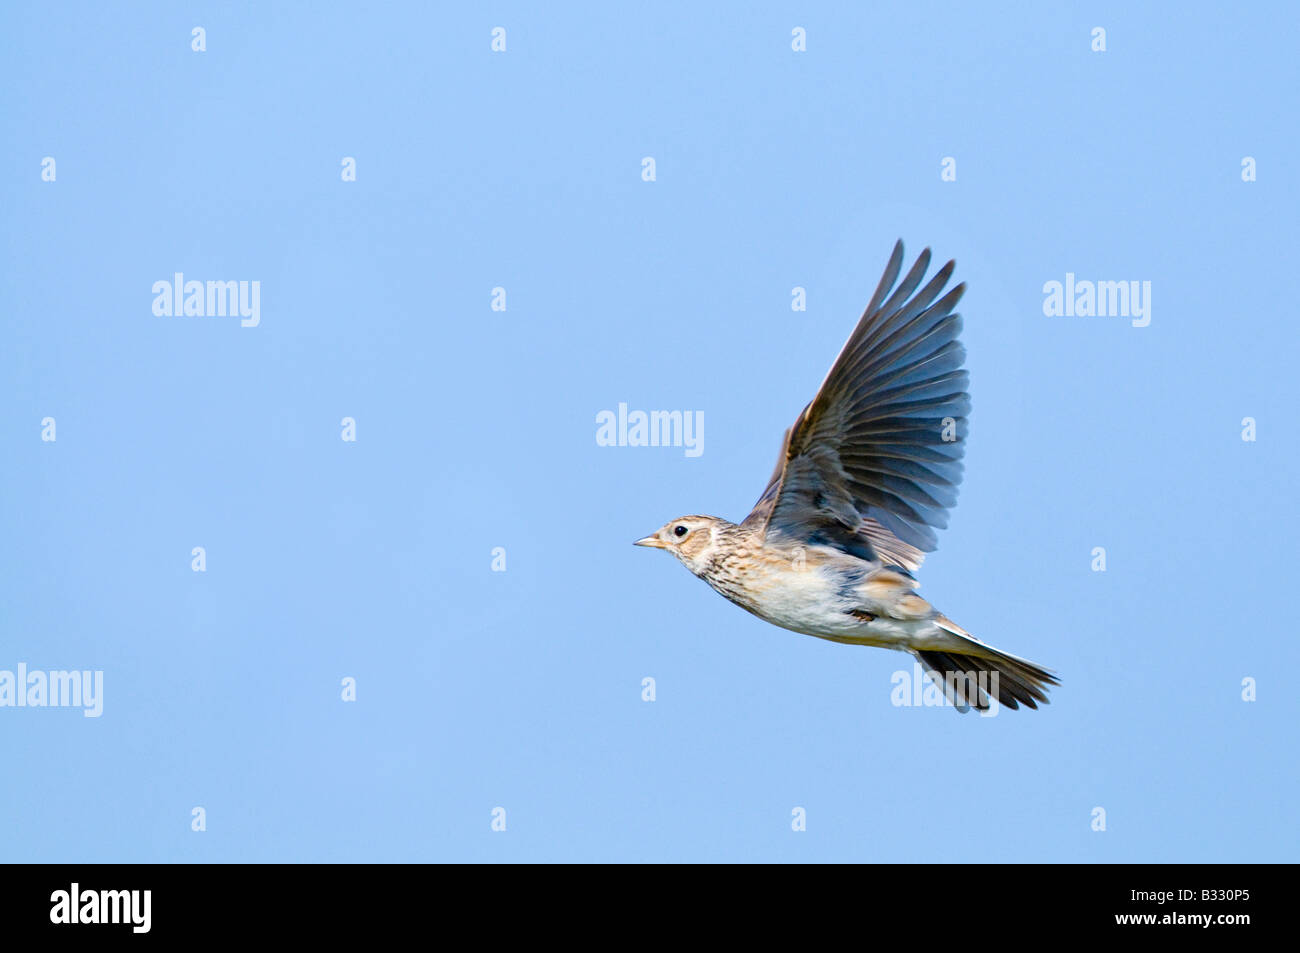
(702, 550, 876, 636)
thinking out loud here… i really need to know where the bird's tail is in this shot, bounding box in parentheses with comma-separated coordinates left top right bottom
(914, 615, 1059, 712)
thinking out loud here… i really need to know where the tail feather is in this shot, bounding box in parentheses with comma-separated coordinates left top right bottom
(916, 615, 1059, 712)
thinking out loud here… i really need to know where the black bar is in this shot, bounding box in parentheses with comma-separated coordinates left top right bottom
(0, 863, 1276, 939)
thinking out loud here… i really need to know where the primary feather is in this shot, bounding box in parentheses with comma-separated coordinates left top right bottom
(742, 239, 968, 571)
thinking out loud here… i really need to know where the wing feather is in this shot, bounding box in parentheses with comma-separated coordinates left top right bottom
(741, 240, 969, 571)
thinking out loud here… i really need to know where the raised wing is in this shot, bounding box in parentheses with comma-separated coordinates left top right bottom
(741, 240, 968, 571)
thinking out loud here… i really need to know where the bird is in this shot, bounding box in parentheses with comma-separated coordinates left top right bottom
(635, 240, 1058, 711)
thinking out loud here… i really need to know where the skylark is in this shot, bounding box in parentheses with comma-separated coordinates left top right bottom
(636, 240, 1057, 711)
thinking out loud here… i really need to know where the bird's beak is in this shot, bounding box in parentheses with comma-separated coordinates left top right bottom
(634, 534, 666, 549)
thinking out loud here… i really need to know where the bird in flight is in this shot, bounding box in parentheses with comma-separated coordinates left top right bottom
(635, 241, 1057, 711)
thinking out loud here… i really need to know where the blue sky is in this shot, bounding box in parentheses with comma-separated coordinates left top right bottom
(1, 2, 1296, 862)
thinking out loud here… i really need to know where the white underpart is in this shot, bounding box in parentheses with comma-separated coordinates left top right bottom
(693, 547, 958, 651)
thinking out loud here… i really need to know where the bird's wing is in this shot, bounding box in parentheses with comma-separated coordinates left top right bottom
(741, 240, 968, 572)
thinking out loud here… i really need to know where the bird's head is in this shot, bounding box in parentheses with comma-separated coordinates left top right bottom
(634, 516, 726, 573)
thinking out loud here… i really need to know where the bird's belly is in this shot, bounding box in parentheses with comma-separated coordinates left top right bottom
(708, 560, 927, 648)
(718, 565, 887, 641)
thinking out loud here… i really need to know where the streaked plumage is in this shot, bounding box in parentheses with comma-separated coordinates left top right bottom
(636, 240, 1058, 712)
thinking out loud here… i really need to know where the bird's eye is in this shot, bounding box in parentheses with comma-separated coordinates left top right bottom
(674, 525, 689, 538)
